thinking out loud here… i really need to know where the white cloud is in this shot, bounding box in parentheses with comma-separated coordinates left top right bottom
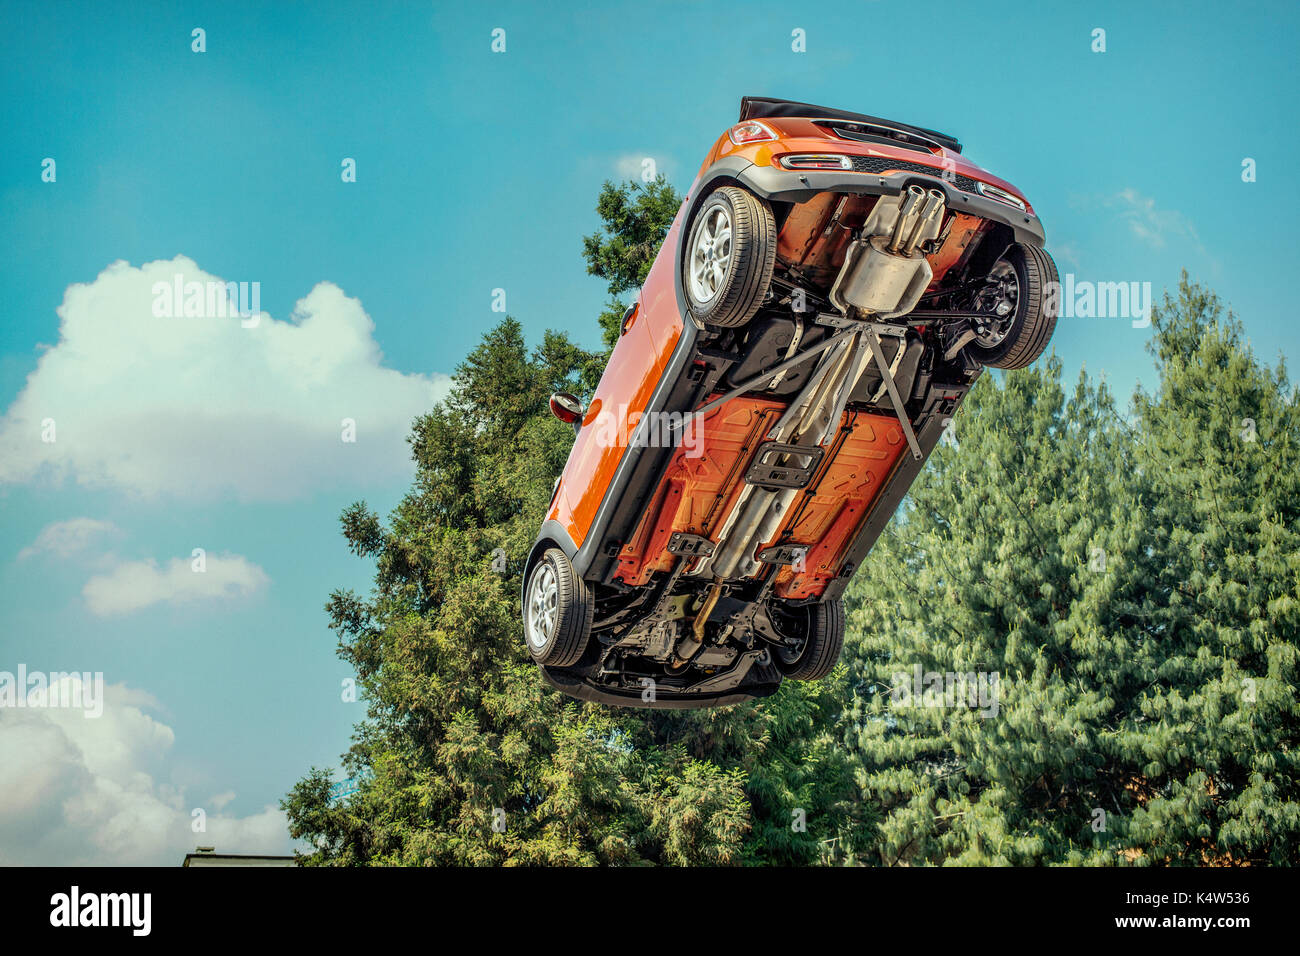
(0, 257, 451, 500)
(0, 677, 291, 865)
(17, 517, 119, 560)
(82, 552, 269, 616)
(1050, 240, 1083, 270)
(1105, 189, 1202, 251)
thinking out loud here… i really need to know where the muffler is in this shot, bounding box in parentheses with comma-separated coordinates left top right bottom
(829, 186, 947, 319)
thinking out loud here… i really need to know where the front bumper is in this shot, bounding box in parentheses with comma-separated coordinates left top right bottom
(540, 663, 782, 710)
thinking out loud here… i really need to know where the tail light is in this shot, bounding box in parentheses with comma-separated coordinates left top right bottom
(778, 153, 853, 170)
(728, 121, 777, 146)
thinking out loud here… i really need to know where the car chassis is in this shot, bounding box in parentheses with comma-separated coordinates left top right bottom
(524, 97, 1059, 709)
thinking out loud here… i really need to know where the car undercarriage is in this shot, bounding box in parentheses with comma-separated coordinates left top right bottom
(526, 99, 1058, 708)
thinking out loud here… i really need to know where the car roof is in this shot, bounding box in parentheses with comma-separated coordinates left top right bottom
(738, 96, 962, 154)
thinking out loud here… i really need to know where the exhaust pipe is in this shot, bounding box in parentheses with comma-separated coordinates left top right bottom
(692, 325, 873, 591)
(888, 185, 927, 255)
(670, 578, 725, 671)
(907, 189, 947, 255)
(704, 336, 857, 583)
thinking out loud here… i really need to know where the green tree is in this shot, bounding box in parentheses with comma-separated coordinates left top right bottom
(838, 275, 1299, 865)
(283, 317, 751, 865)
(582, 176, 682, 347)
(1122, 275, 1300, 863)
(283, 180, 862, 865)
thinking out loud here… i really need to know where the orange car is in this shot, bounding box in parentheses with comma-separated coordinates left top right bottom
(523, 96, 1058, 708)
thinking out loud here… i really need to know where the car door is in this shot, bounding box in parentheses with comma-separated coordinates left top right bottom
(555, 203, 689, 553)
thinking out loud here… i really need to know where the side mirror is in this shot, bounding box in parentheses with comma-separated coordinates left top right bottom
(549, 392, 585, 434)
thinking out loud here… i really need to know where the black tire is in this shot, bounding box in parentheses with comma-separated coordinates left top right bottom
(775, 599, 844, 682)
(967, 243, 1059, 370)
(522, 549, 593, 667)
(683, 185, 776, 328)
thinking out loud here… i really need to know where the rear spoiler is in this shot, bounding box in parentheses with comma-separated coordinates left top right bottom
(739, 96, 962, 154)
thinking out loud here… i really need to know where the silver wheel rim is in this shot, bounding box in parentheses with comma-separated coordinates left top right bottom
(688, 205, 733, 305)
(526, 562, 558, 651)
(972, 259, 1020, 348)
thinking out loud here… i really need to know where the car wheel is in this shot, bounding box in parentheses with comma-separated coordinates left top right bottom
(967, 243, 1059, 370)
(775, 599, 844, 682)
(523, 549, 593, 668)
(683, 185, 776, 328)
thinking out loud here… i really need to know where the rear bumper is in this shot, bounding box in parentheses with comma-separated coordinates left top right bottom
(726, 159, 1047, 247)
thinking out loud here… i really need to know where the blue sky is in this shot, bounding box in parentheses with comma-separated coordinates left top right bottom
(1, 0, 1296, 863)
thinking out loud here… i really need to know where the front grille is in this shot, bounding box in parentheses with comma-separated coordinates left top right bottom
(847, 155, 980, 195)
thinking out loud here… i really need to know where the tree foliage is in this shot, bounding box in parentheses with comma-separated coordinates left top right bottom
(582, 176, 682, 347)
(838, 274, 1299, 865)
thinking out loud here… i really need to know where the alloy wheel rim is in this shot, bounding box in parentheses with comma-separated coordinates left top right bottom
(526, 563, 558, 650)
(688, 206, 733, 304)
(972, 259, 1020, 347)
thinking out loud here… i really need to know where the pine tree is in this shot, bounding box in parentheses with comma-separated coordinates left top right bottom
(1122, 275, 1300, 864)
(582, 176, 682, 347)
(837, 275, 1299, 865)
